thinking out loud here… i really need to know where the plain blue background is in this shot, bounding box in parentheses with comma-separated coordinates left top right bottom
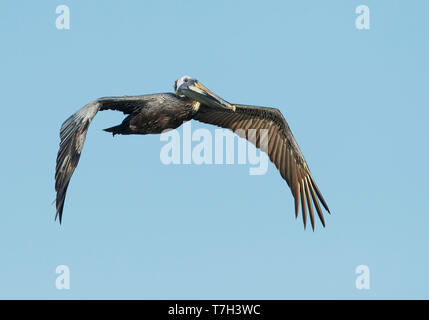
(0, 0, 428, 299)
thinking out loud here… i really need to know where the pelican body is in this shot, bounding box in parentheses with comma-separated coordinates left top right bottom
(101, 94, 195, 135)
(55, 76, 330, 229)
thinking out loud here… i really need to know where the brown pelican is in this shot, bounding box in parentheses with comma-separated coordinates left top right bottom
(55, 76, 330, 229)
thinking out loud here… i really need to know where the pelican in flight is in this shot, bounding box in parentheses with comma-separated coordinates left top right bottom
(55, 76, 330, 229)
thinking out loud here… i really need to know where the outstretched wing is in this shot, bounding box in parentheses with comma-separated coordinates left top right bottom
(193, 104, 330, 230)
(55, 95, 162, 223)
(55, 100, 99, 223)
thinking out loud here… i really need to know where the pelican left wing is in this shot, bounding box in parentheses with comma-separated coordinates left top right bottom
(55, 95, 156, 223)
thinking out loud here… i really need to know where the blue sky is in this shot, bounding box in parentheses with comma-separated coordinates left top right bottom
(0, 0, 428, 299)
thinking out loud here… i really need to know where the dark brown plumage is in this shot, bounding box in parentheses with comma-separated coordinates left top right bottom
(55, 89, 329, 229)
(193, 104, 330, 229)
(55, 93, 194, 223)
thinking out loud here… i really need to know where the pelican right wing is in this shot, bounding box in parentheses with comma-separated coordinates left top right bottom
(193, 104, 330, 230)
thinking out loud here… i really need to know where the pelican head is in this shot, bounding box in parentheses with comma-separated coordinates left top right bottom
(174, 75, 236, 111)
